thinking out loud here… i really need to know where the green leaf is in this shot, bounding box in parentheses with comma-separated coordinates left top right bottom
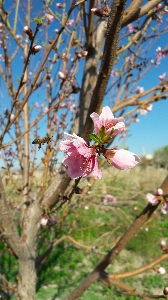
(90, 134, 100, 143)
(28, 107, 33, 113)
(32, 16, 45, 26)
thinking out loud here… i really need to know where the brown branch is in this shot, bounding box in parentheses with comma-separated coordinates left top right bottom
(122, 0, 163, 27)
(0, 176, 23, 258)
(0, 8, 24, 50)
(0, 283, 17, 293)
(101, 275, 165, 299)
(0, 0, 77, 146)
(108, 253, 168, 279)
(0, 274, 17, 293)
(81, 0, 126, 142)
(86, 0, 95, 48)
(63, 175, 168, 300)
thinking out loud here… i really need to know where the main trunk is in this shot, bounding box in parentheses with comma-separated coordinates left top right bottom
(17, 258, 37, 300)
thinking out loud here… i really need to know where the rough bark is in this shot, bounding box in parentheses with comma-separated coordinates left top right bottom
(17, 258, 37, 300)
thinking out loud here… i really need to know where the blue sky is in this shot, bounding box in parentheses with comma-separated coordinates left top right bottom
(0, 0, 168, 171)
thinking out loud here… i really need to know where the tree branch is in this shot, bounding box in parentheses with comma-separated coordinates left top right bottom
(82, 0, 126, 142)
(63, 175, 168, 300)
(0, 176, 22, 257)
(122, 0, 163, 27)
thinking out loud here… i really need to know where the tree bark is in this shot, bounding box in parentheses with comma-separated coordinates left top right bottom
(17, 258, 37, 300)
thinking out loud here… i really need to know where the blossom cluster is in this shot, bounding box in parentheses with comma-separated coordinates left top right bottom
(146, 188, 168, 214)
(60, 106, 140, 179)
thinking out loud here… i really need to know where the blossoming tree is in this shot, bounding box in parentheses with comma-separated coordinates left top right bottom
(0, 0, 168, 299)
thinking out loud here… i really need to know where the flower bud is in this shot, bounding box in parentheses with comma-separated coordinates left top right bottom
(30, 45, 42, 55)
(56, 3, 64, 8)
(163, 286, 168, 295)
(24, 26, 33, 39)
(160, 240, 167, 251)
(156, 266, 166, 274)
(91, 7, 108, 17)
(157, 188, 163, 195)
(40, 215, 48, 226)
(58, 71, 66, 80)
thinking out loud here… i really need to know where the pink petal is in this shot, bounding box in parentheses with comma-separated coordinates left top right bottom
(109, 149, 140, 170)
(146, 193, 158, 205)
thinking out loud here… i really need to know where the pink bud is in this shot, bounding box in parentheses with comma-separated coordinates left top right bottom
(40, 215, 48, 226)
(163, 287, 168, 295)
(157, 188, 163, 195)
(161, 240, 166, 250)
(30, 45, 42, 55)
(157, 267, 166, 274)
(56, 3, 64, 8)
(24, 26, 33, 39)
(81, 50, 88, 57)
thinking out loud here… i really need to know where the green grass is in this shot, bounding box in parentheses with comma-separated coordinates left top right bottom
(1, 167, 168, 299)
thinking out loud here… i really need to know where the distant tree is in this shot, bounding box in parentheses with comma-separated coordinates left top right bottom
(153, 146, 168, 168)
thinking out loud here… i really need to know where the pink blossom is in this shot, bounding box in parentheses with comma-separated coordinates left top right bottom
(161, 206, 167, 214)
(16, 34, 22, 39)
(43, 107, 48, 113)
(138, 108, 148, 116)
(76, 50, 88, 58)
(66, 19, 74, 27)
(125, 56, 133, 63)
(81, 50, 88, 57)
(127, 23, 134, 33)
(162, 201, 168, 211)
(136, 86, 144, 94)
(159, 72, 166, 83)
(102, 193, 117, 205)
(138, 104, 152, 116)
(34, 102, 39, 108)
(146, 104, 153, 111)
(146, 193, 159, 205)
(103, 149, 140, 170)
(111, 69, 119, 77)
(60, 133, 102, 179)
(45, 13, 54, 24)
(91, 7, 108, 17)
(0, 54, 4, 61)
(90, 106, 125, 138)
(156, 47, 168, 61)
